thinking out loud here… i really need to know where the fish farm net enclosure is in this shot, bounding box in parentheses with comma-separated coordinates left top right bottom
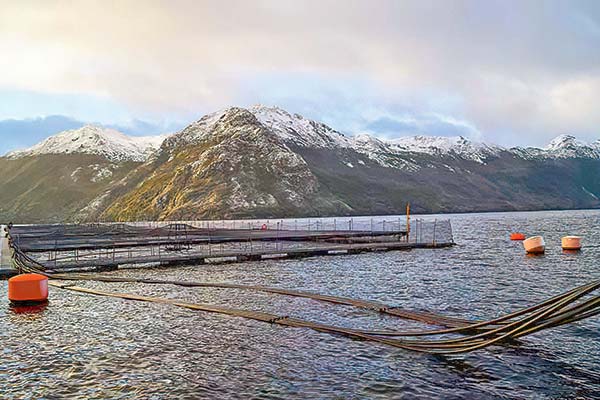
(8, 217, 454, 273)
(6, 215, 600, 357)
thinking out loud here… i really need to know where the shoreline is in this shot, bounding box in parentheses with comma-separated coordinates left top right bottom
(4, 207, 600, 227)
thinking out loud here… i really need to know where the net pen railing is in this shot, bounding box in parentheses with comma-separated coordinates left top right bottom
(90, 216, 451, 238)
(408, 219, 454, 245)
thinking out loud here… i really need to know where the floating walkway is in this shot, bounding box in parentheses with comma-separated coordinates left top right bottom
(7, 219, 454, 273)
(43, 241, 450, 272)
(13, 226, 407, 253)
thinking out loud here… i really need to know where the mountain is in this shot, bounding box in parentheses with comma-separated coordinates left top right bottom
(1, 106, 600, 223)
(97, 106, 600, 221)
(98, 108, 348, 221)
(0, 126, 167, 223)
(251, 104, 350, 148)
(7, 125, 166, 162)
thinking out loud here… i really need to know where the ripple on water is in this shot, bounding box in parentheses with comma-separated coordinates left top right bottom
(1, 210, 600, 399)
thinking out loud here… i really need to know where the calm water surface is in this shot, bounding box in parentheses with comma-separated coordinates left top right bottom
(1, 210, 600, 399)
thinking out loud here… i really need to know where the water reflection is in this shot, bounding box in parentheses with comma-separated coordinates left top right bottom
(9, 301, 48, 315)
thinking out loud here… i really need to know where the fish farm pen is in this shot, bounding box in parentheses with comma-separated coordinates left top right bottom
(6, 217, 454, 273)
(6, 218, 600, 356)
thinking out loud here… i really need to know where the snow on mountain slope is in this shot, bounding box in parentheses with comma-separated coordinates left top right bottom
(543, 134, 600, 158)
(513, 134, 600, 160)
(545, 134, 587, 151)
(163, 109, 228, 148)
(163, 105, 352, 150)
(7, 125, 167, 162)
(250, 105, 351, 148)
(385, 133, 600, 162)
(165, 105, 600, 168)
(351, 131, 600, 164)
(251, 106, 600, 163)
(389, 135, 468, 153)
(249, 106, 499, 164)
(249, 106, 503, 163)
(386, 135, 503, 163)
(20, 107, 594, 169)
(350, 134, 421, 171)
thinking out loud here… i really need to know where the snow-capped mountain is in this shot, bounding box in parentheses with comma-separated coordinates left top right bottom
(249, 107, 600, 163)
(165, 105, 351, 150)
(5, 107, 600, 167)
(250, 106, 600, 162)
(510, 134, 600, 160)
(349, 134, 421, 171)
(250, 105, 351, 148)
(162, 105, 505, 166)
(249, 106, 500, 163)
(542, 134, 600, 158)
(102, 107, 335, 221)
(187, 105, 600, 164)
(7, 125, 167, 162)
(350, 132, 600, 164)
(152, 105, 600, 165)
(386, 135, 503, 163)
(3, 105, 600, 223)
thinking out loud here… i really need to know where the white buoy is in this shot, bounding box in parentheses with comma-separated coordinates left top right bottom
(523, 236, 545, 254)
(562, 236, 582, 250)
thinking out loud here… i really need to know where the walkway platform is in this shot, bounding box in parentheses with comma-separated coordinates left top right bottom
(41, 241, 452, 272)
(9, 220, 454, 273)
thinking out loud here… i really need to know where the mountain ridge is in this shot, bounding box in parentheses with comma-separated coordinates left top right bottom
(1, 105, 600, 222)
(6, 125, 167, 162)
(5, 106, 600, 164)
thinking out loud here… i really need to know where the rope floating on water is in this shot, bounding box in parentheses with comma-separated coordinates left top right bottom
(11, 245, 477, 329)
(47, 272, 477, 328)
(47, 279, 600, 354)
(12, 246, 600, 354)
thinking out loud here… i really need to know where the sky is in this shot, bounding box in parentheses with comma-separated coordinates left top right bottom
(1, 0, 599, 153)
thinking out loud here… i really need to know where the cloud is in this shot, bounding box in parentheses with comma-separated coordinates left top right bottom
(0, 0, 599, 145)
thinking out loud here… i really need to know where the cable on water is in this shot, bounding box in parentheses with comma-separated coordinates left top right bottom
(11, 244, 476, 328)
(9, 240, 600, 354)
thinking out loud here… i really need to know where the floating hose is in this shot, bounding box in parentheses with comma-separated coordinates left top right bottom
(46, 279, 600, 354)
(11, 246, 477, 329)
(11, 242, 600, 354)
(45, 273, 477, 328)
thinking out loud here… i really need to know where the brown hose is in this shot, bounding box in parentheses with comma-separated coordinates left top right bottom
(14, 247, 600, 354)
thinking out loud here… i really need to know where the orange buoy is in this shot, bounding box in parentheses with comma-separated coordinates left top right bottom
(510, 232, 526, 241)
(523, 236, 545, 254)
(8, 273, 48, 304)
(561, 236, 582, 250)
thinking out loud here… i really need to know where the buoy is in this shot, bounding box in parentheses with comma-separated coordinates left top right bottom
(8, 273, 48, 304)
(261, 224, 268, 230)
(523, 236, 545, 254)
(510, 233, 526, 241)
(562, 236, 582, 251)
